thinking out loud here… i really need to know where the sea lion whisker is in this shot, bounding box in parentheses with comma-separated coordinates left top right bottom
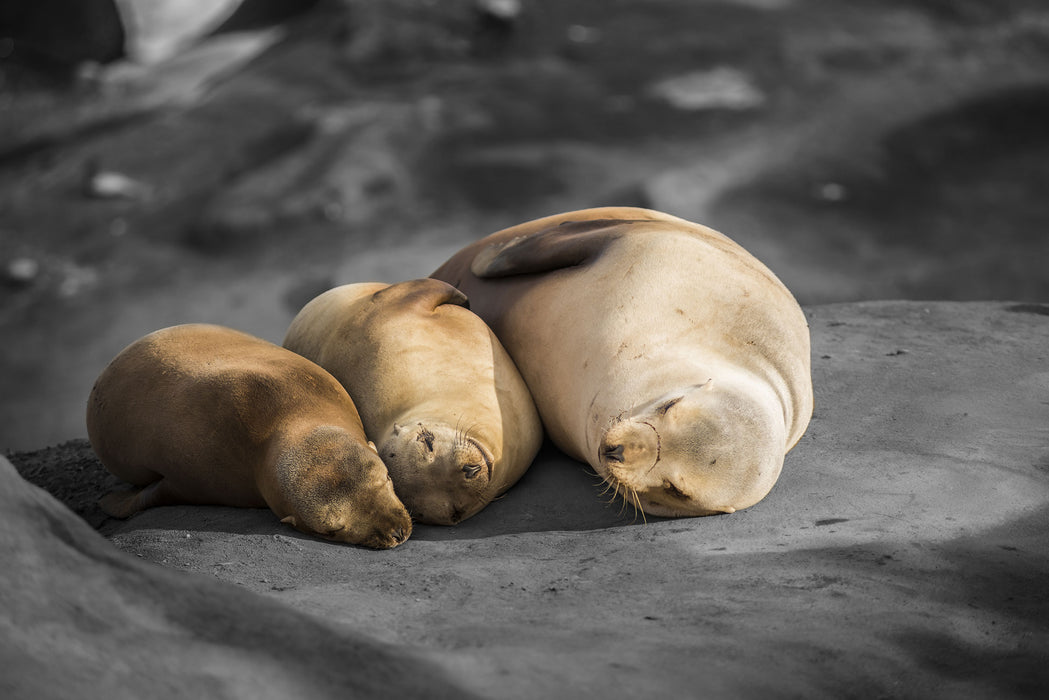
(615, 485, 632, 516)
(455, 420, 483, 450)
(630, 487, 648, 525)
(597, 476, 620, 499)
(597, 476, 620, 504)
(626, 489, 641, 525)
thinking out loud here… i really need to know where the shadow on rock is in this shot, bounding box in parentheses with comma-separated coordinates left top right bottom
(10, 437, 653, 544)
(411, 442, 664, 541)
(888, 503, 1049, 698)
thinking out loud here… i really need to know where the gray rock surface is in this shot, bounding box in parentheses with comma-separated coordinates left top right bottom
(0, 457, 472, 700)
(7, 300, 1048, 698)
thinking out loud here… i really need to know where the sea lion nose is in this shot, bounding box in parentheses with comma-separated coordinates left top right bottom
(599, 420, 659, 471)
(373, 522, 411, 549)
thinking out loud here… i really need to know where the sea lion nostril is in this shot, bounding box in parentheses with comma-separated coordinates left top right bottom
(602, 444, 625, 462)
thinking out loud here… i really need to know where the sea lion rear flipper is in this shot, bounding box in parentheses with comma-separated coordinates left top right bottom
(98, 479, 175, 518)
(372, 278, 470, 312)
(471, 219, 644, 278)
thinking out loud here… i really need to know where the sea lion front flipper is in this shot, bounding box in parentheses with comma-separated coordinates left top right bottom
(371, 278, 470, 312)
(98, 479, 174, 518)
(99, 489, 142, 518)
(471, 219, 646, 279)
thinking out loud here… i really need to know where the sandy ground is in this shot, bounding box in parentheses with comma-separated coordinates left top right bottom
(6, 300, 1048, 698)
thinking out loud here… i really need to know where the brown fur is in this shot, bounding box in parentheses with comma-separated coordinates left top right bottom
(87, 324, 412, 548)
(283, 279, 542, 525)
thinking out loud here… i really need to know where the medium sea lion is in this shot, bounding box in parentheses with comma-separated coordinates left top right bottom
(87, 324, 412, 549)
(432, 207, 813, 518)
(283, 278, 542, 525)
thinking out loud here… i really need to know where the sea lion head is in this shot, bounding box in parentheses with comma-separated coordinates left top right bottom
(275, 427, 413, 549)
(595, 378, 785, 518)
(378, 421, 495, 525)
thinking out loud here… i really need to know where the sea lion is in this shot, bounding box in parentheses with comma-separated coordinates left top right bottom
(431, 207, 813, 518)
(87, 324, 412, 549)
(283, 278, 542, 525)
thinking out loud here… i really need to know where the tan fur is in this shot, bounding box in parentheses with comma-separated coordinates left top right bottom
(87, 324, 412, 548)
(283, 279, 542, 525)
(432, 207, 813, 517)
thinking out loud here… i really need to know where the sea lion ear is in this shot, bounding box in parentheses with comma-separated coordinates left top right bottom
(372, 278, 469, 312)
(367, 441, 378, 453)
(470, 219, 643, 278)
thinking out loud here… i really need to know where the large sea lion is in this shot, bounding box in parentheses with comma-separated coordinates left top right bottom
(87, 324, 412, 549)
(283, 278, 542, 525)
(431, 207, 813, 518)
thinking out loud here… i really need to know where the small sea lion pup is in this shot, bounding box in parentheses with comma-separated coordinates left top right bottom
(283, 278, 542, 525)
(431, 207, 813, 518)
(87, 324, 412, 549)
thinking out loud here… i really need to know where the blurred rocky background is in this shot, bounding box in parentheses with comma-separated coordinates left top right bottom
(3, 0, 1049, 451)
